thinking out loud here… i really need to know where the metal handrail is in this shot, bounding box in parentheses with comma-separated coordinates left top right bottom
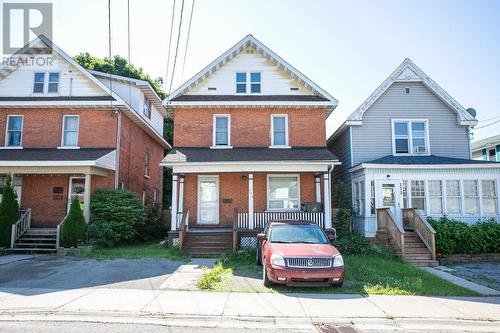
(10, 209, 31, 248)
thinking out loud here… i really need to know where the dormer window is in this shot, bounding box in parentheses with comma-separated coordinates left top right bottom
(33, 73, 45, 93)
(33, 72, 59, 94)
(143, 98, 152, 119)
(392, 119, 429, 155)
(48, 73, 60, 93)
(236, 72, 261, 94)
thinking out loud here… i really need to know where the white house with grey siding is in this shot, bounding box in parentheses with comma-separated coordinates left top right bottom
(328, 59, 500, 237)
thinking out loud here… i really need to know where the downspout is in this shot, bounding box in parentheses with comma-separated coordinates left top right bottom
(114, 109, 122, 189)
(467, 127, 473, 160)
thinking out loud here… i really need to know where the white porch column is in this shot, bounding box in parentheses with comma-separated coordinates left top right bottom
(83, 173, 91, 223)
(248, 173, 254, 229)
(170, 175, 178, 231)
(323, 173, 332, 229)
(315, 176, 321, 203)
(178, 176, 184, 215)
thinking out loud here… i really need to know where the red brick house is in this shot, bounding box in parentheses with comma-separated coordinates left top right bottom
(0, 36, 169, 251)
(161, 35, 339, 254)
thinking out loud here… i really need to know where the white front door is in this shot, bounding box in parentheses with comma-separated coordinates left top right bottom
(68, 177, 86, 212)
(198, 176, 219, 224)
(380, 181, 402, 225)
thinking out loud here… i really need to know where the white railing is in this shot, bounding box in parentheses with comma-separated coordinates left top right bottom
(237, 211, 324, 229)
(56, 213, 69, 248)
(10, 209, 31, 248)
(176, 211, 189, 231)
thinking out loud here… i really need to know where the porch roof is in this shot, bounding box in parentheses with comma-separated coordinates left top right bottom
(163, 147, 338, 164)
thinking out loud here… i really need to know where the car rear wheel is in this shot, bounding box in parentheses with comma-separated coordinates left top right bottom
(262, 257, 273, 287)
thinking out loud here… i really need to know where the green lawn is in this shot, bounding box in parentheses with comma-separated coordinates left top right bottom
(204, 249, 477, 296)
(73, 240, 190, 261)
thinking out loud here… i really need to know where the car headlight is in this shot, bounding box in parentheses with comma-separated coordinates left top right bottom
(332, 255, 344, 267)
(270, 254, 285, 266)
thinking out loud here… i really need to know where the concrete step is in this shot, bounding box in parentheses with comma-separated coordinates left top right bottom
(7, 247, 56, 254)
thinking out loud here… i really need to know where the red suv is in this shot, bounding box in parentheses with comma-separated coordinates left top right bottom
(257, 221, 344, 287)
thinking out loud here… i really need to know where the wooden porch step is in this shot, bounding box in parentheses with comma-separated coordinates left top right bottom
(404, 247, 431, 255)
(16, 237, 56, 242)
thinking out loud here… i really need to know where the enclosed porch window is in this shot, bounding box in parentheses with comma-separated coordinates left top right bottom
(267, 175, 299, 211)
(482, 180, 498, 215)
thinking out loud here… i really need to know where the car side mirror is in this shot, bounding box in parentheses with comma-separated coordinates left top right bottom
(257, 233, 267, 241)
(328, 234, 336, 241)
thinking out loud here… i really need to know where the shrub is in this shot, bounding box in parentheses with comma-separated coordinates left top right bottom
(428, 217, 500, 256)
(197, 262, 231, 290)
(331, 229, 387, 256)
(0, 175, 20, 247)
(87, 189, 144, 247)
(61, 198, 86, 248)
(134, 203, 168, 242)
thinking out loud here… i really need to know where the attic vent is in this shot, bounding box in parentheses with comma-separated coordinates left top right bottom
(208, 87, 216, 91)
(290, 87, 299, 91)
(405, 87, 410, 94)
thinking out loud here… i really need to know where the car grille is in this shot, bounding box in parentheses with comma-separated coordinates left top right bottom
(286, 257, 332, 269)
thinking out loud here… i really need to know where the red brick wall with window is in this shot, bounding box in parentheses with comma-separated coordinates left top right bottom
(173, 108, 326, 147)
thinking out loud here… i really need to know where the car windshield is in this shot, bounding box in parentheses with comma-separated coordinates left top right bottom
(269, 224, 329, 244)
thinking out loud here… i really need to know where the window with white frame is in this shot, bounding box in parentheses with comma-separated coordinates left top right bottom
(33, 72, 45, 93)
(267, 175, 299, 210)
(142, 190, 146, 206)
(464, 180, 479, 215)
(488, 148, 496, 161)
(370, 180, 375, 215)
(428, 180, 443, 215)
(271, 115, 288, 147)
(48, 72, 60, 93)
(446, 180, 461, 214)
(213, 115, 230, 146)
(411, 180, 425, 212)
(236, 72, 246, 93)
(359, 181, 365, 216)
(392, 120, 428, 155)
(61, 115, 79, 147)
(5, 115, 23, 147)
(153, 188, 158, 204)
(400, 180, 409, 208)
(354, 182, 360, 215)
(250, 72, 261, 93)
(144, 152, 149, 177)
(481, 180, 498, 214)
(143, 98, 152, 119)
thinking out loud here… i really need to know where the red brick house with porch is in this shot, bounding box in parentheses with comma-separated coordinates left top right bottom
(0, 36, 169, 252)
(161, 35, 339, 254)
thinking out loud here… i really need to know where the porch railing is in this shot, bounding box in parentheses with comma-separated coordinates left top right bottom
(237, 211, 324, 229)
(403, 208, 436, 260)
(376, 208, 405, 257)
(56, 213, 69, 248)
(176, 211, 189, 230)
(178, 210, 190, 251)
(10, 209, 31, 248)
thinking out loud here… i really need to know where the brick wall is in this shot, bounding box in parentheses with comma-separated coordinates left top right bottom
(180, 172, 318, 226)
(173, 108, 326, 147)
(0, 108, 116, 148)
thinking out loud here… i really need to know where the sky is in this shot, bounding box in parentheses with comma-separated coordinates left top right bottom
(2, 0, 500, 140)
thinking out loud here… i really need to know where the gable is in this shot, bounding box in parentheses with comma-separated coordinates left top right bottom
(186, 46, 314, 96)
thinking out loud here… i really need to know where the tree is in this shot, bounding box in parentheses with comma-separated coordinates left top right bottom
(61, 198, 86, 248)
(0, 174, 21, 247)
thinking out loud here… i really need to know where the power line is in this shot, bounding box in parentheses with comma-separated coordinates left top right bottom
(180, 0, 195, 82)
(127, 0, 131, 105)
(477, 114, 500, 123)
(475, 118, 500, 129)
(164, 0, 176, 94)
(166, 0, 186, 102)
(107, 0, 113, 106)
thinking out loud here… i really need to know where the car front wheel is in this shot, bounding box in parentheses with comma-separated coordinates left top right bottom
(331, 280, 344, 288)
(262, 257, 273, 287)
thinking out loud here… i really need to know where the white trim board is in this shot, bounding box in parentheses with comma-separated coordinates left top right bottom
(169, 161, 338, 174)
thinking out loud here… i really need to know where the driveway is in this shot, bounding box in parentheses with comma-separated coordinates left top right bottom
(448, 262, 500, 292)
(0, 255, 183, 292)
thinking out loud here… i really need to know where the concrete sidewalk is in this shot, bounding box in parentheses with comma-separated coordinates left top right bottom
(1, 287, 499, 322)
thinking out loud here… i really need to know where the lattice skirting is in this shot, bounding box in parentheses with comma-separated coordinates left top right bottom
(239, 236, 257, 249)
(170, 237, 179, 248)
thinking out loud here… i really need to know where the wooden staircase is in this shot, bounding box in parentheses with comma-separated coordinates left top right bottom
(9, 228, 57, 254)
(182, 230, 233, 256)
(403, 231, 438, 267)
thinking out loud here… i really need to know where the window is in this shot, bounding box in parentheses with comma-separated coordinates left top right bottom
(144, 152, 150, 177)
(48, 73, 60, 93)
(464, 180, 479, 215)
(481, 180, 498, 214)
(142, 190, 146, 206)
(267, 175, 299, 210)
(153, 188, 158, 204)
(353, 180, 365, 216)
(271, 115, 288, 147)
(213, 115, 230, 147)
(446, 180, 461, 214)
(428, 180, 443, 214)
(61, 115, 79, 147)
(488, 148, 496, 161)
(5, 115, 23, 147)
(411, 180, 425, 212)
(236, 72, 246, 93)
(370, 180, 375, 215)
(33, 72, 45, 93)
(405, 87, 410, 94)
(400, 180, 409, 208)
(392, 120, 428, 155)
(354, 182, 360, 215)
(143, 98, 152, 118)
(250, 72, 261, 93)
